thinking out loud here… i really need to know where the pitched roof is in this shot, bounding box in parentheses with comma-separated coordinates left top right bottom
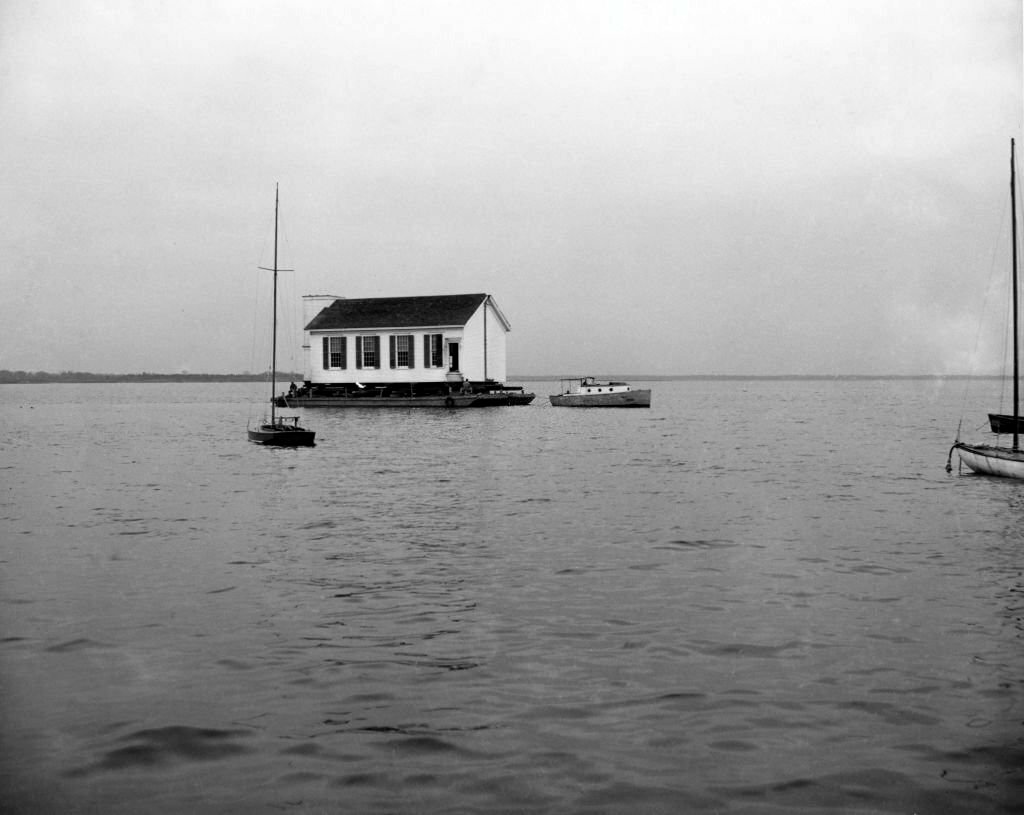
(305, 293, 490, 331)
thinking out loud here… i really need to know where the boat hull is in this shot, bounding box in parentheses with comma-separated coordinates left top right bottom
(248, 424, 316, 446)
(469, 392, 536, 407)
(954, 442, 1024, 478)
(280, 394, 478, 409)
(988, 413, 1024, 433)
(549, 389, 651, 408)
(280, 391, 534, 408)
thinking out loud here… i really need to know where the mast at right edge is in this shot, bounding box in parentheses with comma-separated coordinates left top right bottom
(1012, 139, 1019, 451)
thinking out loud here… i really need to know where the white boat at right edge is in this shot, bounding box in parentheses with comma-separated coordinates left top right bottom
(549, 377, 651, 408)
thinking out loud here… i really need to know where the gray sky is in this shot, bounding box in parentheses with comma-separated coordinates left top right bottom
(1, 1, 1021, 377)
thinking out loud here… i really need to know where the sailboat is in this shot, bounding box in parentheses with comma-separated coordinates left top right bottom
(949, 139, 1023, 477)
(247, 185, 316, 447)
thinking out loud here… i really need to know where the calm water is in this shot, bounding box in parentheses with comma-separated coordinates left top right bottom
(1, 379, 1022, 813)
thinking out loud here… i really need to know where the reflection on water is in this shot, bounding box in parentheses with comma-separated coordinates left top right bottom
(0, 380, 1022, 813)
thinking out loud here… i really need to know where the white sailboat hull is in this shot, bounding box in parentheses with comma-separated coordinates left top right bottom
(955, 443, 1024, 479)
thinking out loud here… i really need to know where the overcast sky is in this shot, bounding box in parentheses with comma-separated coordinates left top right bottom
(1, 1, 1021, 377)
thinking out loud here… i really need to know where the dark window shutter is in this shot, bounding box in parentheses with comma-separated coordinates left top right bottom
(423, 335, 430, 367)
(389, 335, 396, 369)
(322, 337, 329, 369)
(355, 336, 362, 369)
(340, 336, 347, 369)
(407, 335, 415, 368)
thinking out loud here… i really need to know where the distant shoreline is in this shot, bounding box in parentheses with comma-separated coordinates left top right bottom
(0, 370, 1003, 384)
(0, 371, 300, 384)
(515, 374, 1003, 382)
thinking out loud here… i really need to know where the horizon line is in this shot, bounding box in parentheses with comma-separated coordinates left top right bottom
(0, 369, 1008, 383)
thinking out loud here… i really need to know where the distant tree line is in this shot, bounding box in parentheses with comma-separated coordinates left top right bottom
(0, 370, 304, 384)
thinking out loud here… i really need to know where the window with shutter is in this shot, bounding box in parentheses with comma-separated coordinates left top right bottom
(394, 335, 412, 367)
(358, 335, 378, 368)
(322, 336, 347, 370)
(423, 334, 443, 367)
(329, 336, 345, 369)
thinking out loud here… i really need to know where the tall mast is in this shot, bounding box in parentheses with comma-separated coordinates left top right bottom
(270, 184, 278, 425)
(1012, 140, 1019, 451)
(259, 184, 290, 426)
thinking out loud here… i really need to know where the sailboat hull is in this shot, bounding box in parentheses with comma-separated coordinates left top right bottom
(954, 442, 1024, 479)
(248, 424, 316, 447)
(988, 413, 1024, 433)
